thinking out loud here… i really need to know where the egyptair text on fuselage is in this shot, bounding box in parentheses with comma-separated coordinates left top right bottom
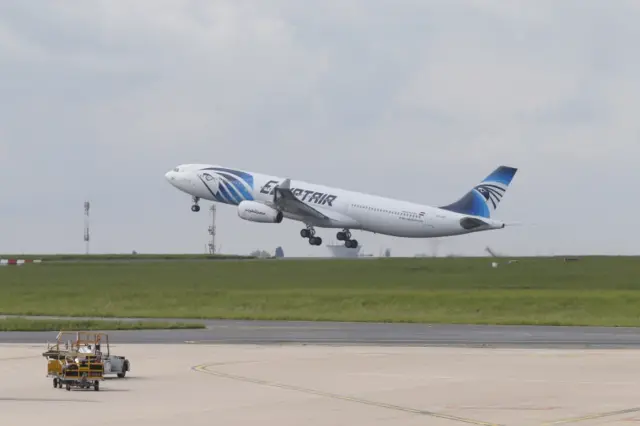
(260, 180, 337, 207)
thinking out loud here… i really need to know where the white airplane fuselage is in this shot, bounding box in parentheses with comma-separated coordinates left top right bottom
(165, 164, 517, 246)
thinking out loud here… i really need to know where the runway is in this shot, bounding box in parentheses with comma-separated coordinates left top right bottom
(1, 318, 640, 348)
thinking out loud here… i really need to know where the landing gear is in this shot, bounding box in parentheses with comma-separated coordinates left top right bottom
(309, 236, 322, 246)
(337, 229, 358, 248)
(191, 196, 200, 212)
(300, 226, 322, 246)
(345, 239, 358, 249)
(336, 230, 350, 241)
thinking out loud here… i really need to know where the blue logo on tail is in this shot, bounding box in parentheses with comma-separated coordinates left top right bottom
(439, 166, 517, 218)
(475, 184, 506, 209)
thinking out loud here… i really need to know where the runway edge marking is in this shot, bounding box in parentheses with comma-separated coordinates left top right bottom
(541, 406, 640, 425)
(192, 363, 502, 426)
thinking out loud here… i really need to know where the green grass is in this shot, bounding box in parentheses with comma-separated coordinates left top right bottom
(0, 253, 254, 261)
(1, 256, 640, 326)
(0, 317, 206, 332)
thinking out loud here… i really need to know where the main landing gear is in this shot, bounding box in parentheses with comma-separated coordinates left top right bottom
(300, 227, 358, 248)
(300, 226, 322, 246)
(191, 196, 200, 212)
(336, 229, 358, 248)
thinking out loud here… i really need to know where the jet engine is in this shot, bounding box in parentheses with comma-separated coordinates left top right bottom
(237, 201, 284, 223)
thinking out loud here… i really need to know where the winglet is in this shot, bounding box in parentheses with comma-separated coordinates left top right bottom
(278, 178, 291, 190)
(273, 178, 291, 203)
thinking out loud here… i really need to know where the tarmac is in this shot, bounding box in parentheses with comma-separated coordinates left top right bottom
(3, 319, 640, 425)
(3, 342, 640, 426)
(2, 318, 640, 348)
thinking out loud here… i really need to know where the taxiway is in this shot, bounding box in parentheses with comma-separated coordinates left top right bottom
(1, 319, 640, 348)
(3, 342, 640, 425)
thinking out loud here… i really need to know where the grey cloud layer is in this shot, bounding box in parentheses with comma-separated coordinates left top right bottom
(1, 0, 639, 256)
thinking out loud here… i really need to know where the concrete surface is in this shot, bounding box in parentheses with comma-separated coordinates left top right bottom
(2, 319, 640, 348)
(2, 343, 640, 426)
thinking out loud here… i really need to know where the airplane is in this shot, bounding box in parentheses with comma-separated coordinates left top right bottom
(165, 164, 518, 248)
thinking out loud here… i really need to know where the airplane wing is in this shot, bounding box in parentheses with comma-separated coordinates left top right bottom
(271, 179, 330, 220)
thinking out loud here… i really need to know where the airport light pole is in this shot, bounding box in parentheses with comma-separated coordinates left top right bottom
(208, 204, 216, 254)
(84, 201, 90, 254)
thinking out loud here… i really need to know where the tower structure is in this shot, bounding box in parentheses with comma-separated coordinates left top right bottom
(207, 204, 217, 254)
(326, 243, 361, 258)
(84, 201, 90, 254)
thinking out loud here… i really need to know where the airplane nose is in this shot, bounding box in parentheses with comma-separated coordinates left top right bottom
(165, 170, 175, 181)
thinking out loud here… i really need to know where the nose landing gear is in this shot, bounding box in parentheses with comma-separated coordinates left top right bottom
(191, 196, 200, 212)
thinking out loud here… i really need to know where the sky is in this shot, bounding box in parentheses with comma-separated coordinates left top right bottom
(1, 0, 639, 257)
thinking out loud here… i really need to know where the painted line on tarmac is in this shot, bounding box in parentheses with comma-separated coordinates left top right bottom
(541, 406, 640, 424)
(184, 339, 439, 345)
(184, 339, 460, 346)
(0, 355, 41, 361)
(183, 339, 632, 348)
(208, 325, 346, 330)
(192, 362, 502, 426)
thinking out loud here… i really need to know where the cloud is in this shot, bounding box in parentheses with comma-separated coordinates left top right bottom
(1, 0, 640, 256)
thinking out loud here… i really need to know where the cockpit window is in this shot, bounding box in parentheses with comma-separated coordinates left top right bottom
(173, 168, 180, 172)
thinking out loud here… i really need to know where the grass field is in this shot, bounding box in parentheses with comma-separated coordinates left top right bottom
(0, 253, 254, 261)
(1, 256, 640, 326)
(0, 317, 206, 331)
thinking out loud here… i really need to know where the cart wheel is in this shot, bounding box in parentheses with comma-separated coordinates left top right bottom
(66, 383, 71, 391)
(53, 378, 58, 388)
(94, 381, 99, 391)
(117, 360, 128, 378)
(59, 380, 63, 388)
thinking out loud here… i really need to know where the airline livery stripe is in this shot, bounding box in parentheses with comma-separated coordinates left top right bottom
(217, 172, 253, 201)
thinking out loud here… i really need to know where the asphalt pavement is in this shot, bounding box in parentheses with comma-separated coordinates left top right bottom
(1, 318, 640, 348)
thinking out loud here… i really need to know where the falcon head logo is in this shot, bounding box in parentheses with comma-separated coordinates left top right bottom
(474, 184, 505, 209)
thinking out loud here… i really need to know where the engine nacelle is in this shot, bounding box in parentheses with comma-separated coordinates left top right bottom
(237, 201, 284, 223)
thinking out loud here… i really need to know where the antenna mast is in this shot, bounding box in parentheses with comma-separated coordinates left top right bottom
(207, 204, 217, 254)
(84, 201, 90, 254)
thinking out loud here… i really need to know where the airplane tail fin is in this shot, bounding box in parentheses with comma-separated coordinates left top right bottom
(439, 166, 518, 218)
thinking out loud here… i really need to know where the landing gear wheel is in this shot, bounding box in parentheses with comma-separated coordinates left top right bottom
(301, 226, 316, 239)
(309, 236, 322, 246)
(337, 229, 352, 241)
(191, 196, 201, 212)
(345, 239, 358, 248)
